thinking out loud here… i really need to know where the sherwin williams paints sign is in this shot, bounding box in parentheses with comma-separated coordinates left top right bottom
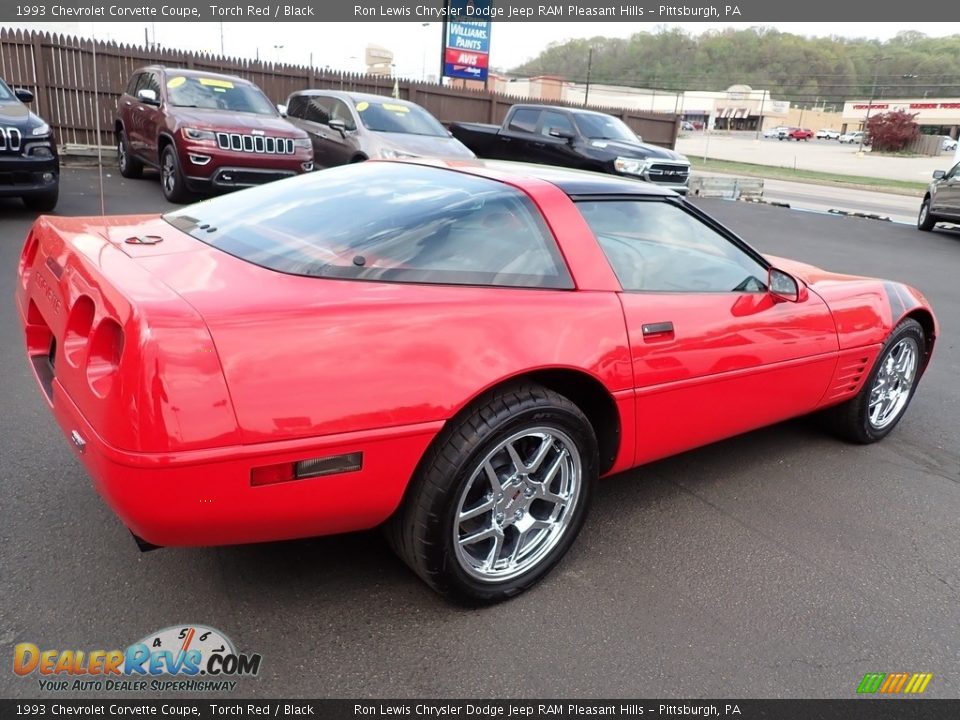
(442, 0, 492, 82)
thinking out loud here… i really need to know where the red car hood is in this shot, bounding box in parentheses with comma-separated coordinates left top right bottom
(173, 108, 305, 137)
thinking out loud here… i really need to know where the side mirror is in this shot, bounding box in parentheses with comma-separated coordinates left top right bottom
(14, 87, 33, 103)
(276, 103, 288, 117)
(933, 169, 945, 180)
(328, 118, 347, 136)
(548, 128, 575, 142)
(769, 268, 801, 303)
(136, 88, 159, 106)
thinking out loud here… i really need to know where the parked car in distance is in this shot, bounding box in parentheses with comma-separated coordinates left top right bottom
(942, 136, 958, 151)
(816, 129, 840, 140)
(839, 130, 867, 144)
(0, 77, 59, 211)
(451, 104, 691, 193)
(918, 162, 960, 231)
(282, 90, 474, 167)
(762, 126, 787, 138)
(680, 121, 695, 131)
(17, 159, 937, 603)
(781, 128, 813, 141)
(115, 66, 314, 203)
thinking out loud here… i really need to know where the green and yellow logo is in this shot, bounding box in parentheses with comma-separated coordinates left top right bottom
(857, 672, 933, 695)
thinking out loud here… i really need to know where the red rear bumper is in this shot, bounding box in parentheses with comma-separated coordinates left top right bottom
(46, 376, 438, 547)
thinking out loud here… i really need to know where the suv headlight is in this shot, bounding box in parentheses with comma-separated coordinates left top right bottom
(614, 157, 649, 176)
(294, 138, 312, 150)
(31, 122, 50, 136)
(182, 128, 216, 142)
(380, 148, 419, 159)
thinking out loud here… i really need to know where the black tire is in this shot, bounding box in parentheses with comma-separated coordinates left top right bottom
(117, 129, 143, 179)
(22, 187, 58, 212)
(917, 196, 937, 232)
(350, 154, 368, 163)
(822, 319, 925, 444)
(386, 383, 597, 604)
(160, 145, 191, 204)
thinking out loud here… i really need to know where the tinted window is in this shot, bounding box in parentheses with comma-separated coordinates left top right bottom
(578, 200, 768, 293)
(944, 162, 960, 181)
(140, 72, 161, 97)
(573, 113, 638, 142)
(303, 97, 332, 124)
(355, 100, 444, 136)
(541, 110, 575, 137)
(329, 99, 356, 131)
(286, 95, 307, 119)
(507, 108, 540, 133)
(164, 163, 573, 289)
(166, 75, 276, 115)
(125, 73, 142, 97)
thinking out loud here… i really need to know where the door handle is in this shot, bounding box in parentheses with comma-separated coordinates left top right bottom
(641, 321, 674, 337)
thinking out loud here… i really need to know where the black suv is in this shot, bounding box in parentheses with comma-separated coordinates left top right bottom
(918, 161, 960, 231)
(0, 78, 58, 211)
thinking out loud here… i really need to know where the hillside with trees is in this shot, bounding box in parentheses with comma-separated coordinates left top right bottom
(509, 28, 960, 108)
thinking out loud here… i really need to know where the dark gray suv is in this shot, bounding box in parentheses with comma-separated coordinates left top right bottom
(918, 162, 960, 231)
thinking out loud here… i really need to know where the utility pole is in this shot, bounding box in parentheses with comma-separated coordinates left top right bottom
(858, 57, 889, 154)
(584, 47, 593, 107)
(754, 90, 766, 140)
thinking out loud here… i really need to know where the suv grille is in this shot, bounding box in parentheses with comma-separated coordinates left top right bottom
(216, 132, 295, 155)
(648, 163, 689, 179)
(0, 127, 23, 152)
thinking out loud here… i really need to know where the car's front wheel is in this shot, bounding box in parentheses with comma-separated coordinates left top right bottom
(160, 145, 191, 204)
(917, 197, 938, 231)
(387, 383, 597, 603)
(823, 318, 925, 444)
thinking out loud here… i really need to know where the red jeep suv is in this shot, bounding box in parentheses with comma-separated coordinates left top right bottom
(115, 66, 313, 202)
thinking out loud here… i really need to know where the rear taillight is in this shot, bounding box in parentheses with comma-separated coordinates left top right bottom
(86, 318, 124, 397)
(63, 295, 95, 368)
(19, 231, 39, 289)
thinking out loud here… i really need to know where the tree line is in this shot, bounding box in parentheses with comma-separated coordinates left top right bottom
(509, 28, 960, 107)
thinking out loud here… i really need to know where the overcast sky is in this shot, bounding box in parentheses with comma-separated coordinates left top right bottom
(6, 22, 957, 80)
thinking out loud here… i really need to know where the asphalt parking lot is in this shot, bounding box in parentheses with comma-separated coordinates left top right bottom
(677, 131, 953, 183)
(1, 168, 958, 699)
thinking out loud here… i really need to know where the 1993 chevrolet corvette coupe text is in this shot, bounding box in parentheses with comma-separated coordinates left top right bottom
(16, 160, 937, 602)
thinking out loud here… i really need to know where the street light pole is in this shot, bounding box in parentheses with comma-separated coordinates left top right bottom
(584, 47, 593, 107)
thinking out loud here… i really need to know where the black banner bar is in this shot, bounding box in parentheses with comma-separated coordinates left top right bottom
(0, 0, 952, 23)
(1, 700, 959, 720)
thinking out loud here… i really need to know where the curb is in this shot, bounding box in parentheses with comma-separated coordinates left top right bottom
(826, 209, 892, 222)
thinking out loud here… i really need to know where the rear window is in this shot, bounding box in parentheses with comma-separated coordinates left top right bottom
(163, 163, 573, 289)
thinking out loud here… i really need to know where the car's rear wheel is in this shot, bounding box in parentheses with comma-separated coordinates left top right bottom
(823, 318, 925, 444)
(387, 383, 597, 603)
(160, 145, 191, 204)
(917, 197, 937, 231)
(117, 130, 143, 179)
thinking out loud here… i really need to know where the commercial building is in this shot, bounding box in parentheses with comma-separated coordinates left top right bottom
(488, 76, 789, 130)
(842, 99, 960, 138)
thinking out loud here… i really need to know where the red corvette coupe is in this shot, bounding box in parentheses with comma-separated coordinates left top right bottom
(16, 160, 937, 602)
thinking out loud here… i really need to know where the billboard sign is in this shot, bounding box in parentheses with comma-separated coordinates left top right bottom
(442, 1, 492, 82)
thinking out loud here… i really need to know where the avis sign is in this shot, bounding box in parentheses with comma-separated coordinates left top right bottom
(443, 1, 492, 82)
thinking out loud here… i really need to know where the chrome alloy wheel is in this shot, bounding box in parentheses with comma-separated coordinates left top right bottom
(453, 427, 582, 583)
(118, 140, 127, 170)
(161, 152, 176, 194)
(868, 337, 919, 430)
(919, 200, 929, 226)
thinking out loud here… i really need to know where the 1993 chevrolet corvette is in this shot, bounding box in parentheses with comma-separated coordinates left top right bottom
(16, 160, 937, 602)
